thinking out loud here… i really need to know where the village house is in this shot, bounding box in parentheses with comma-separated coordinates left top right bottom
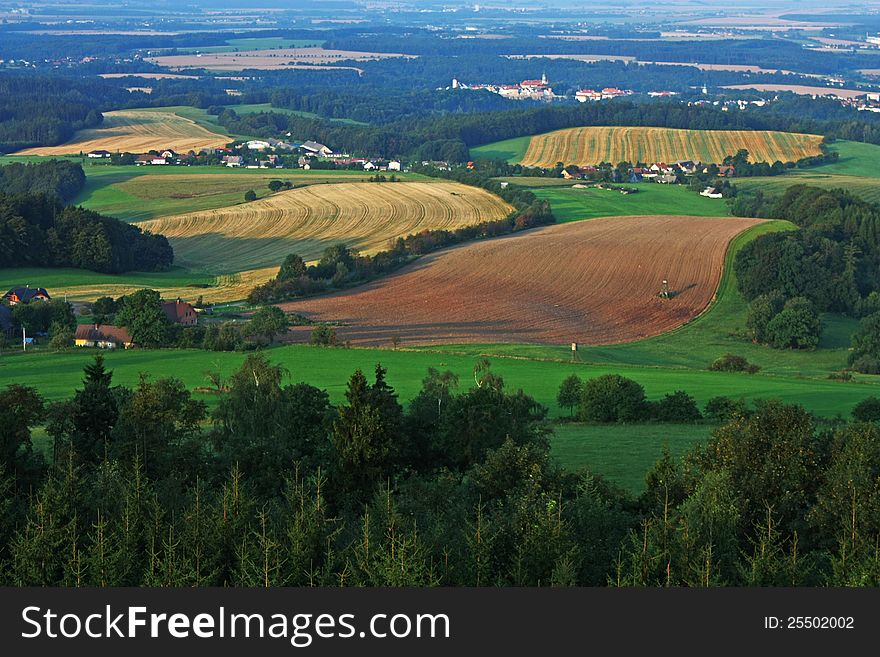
(363, 161, 378, 171)
(223, 155, 244, 167)
(162, 299, 198, 326)
(74, 324, 134, 349)
(700, 186, 724, 199)
(246, 140, 272, 151)
(388, 160, 402, 171)
(87, 149, 111, 158)
(3, 286, 50, 305)
(135, 154, 153, 166)
(575, 89, 602, 102)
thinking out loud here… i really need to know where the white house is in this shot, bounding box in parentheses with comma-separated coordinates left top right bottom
(700, 187, 724, 199)
(87, 150, 111, 158)
(363, 161, 377, 171)
(388, 160, 402, 171)
(246, 140, 272, 151)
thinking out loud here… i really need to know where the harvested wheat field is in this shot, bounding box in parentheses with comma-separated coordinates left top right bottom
(279, 215, 764, 347)
(722, 84, 869, 100)
(149, 47, 414, 71)
(140, 182, 513, 273)
(518, 126, 823, 167)
(15, 109, 229, 155)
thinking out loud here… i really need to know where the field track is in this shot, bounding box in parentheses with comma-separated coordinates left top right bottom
(519, 126, 823, 167)
(15, 109, 229, 155)
(140, 182, 514, 273)
(279, 215, 763, 346)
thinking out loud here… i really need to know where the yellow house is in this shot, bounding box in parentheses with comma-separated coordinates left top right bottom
(74, 324, 135, 349)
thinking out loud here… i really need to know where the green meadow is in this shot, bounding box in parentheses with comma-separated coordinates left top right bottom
(470, 135, 532, 163)
(226, 103, 365, 125)
(1, 343, 876, 421)
(550, 423, 714, 492)
(525, 182, 729, 222)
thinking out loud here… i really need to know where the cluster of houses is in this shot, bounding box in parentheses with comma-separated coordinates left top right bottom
(1, 285, 198, 349)
(448, 74, 637, 103)
(87, 137, 404, 172)
(562, 160, 734, 185)
(574, 87, 634, 102)
(73, 298, 198, 349)
(451, 73, 561, 101)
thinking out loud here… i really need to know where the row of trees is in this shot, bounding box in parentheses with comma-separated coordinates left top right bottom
(3, 355, 880, 586)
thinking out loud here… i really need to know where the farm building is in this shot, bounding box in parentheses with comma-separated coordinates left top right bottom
(3, 286, 50, 305)
(301, 141, 332, 156)
(74, 324, 134, 349)
(162, 299, 198, 326)
(701, 187, 724, 199)
(87, 150, 111, 158)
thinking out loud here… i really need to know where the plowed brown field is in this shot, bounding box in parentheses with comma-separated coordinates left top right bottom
(519, 126, 823, 167)
(280, 215, 764, 346)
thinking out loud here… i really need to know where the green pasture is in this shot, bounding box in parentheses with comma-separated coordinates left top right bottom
(812, 140, 880, 177)
(225, 103, 365, 125)
(736, 173, 880, 204)
(470, 135, 532, 163)
(0, 267, 213, 295)
(1, 344, 877, 421)
(550, 423, 713, 492)
(526, 182, 730, 222)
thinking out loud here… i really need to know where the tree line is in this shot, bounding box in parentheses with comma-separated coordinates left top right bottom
(732, 185, 880, 368)
(0, 160, 86, 203)
(3, 355, 880, 586)
(0, 193, 172, 273)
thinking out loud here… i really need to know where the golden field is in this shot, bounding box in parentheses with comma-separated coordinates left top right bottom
(518, 126, 824, 167)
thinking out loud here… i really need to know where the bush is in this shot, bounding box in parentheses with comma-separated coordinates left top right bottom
(851, 355, 880, 375)
(709, 353, 760, 373)
(852, 397, 880, 422)
(849, 312, 880, 367)
(244, 189, 257, 202)
(310, 324, 337, 347)
(578, 374, 646, 423)
(652, 390, 702, 422)
(704, 396, 750, 422)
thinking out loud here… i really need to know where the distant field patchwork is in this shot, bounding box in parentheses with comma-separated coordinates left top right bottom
(513, 126, 824, 167)
(15, 109, 229, 155)
(139, 181, 513, 273)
